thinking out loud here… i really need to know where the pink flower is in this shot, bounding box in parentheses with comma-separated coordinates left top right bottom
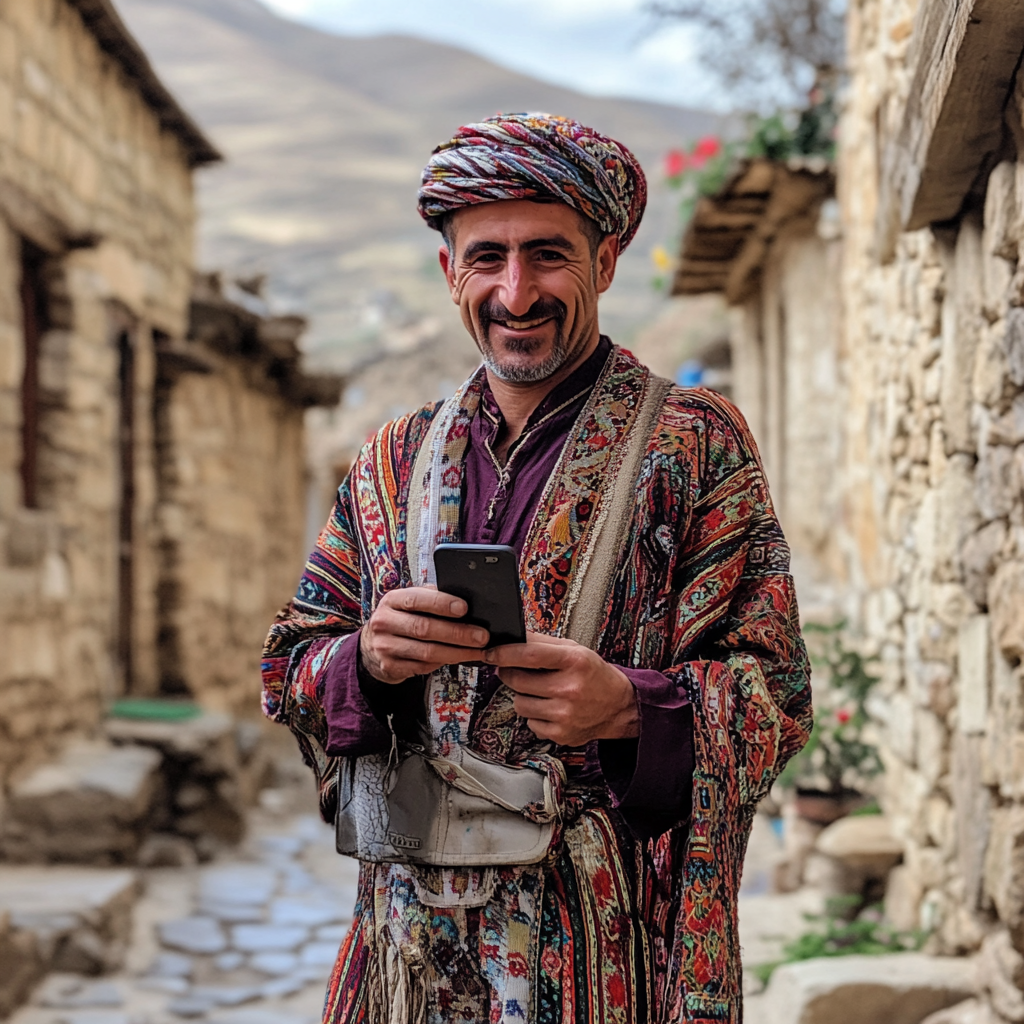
(664, 149, 687, 177)
(835, 708, 851, 725)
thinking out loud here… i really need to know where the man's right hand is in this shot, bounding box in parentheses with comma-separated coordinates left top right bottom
(359, 587, 489, 685)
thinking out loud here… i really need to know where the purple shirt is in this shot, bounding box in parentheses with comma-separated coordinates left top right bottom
(322, 339, 694, 837)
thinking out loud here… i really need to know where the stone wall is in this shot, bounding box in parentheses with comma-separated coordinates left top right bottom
(841, 0, 1024, 998)
(0, 0, 197, 788)
(731, 218, 846, 616)
(156, 279, 327, 717)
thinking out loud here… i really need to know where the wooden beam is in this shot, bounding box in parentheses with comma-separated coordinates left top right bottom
(724, 171, 832, 303)
(876, 0, 1024, 261)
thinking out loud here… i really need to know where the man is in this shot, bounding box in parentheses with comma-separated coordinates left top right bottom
(263, 113, 811, 1024)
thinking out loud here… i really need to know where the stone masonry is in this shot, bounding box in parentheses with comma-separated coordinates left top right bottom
(673, 1, 1024, 1017)
(0, 0, 340, 861)
(840, 0, 1024, 1016)
(0, 0, 213, 789)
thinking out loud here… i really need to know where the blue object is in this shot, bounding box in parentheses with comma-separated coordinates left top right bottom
(677, 360, 703, 387)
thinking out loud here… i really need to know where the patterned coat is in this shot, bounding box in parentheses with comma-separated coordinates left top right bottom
(262, 346, 811, 1023)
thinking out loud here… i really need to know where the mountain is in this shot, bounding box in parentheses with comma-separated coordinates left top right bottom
(115, 0, 722, 368)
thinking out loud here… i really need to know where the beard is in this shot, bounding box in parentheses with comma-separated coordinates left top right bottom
(476, 297, 572, 384)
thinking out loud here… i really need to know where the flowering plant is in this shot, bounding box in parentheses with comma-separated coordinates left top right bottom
(657, 89, 839, 265)
(777, 622, 883, 797)
(662, 134, 735, 231)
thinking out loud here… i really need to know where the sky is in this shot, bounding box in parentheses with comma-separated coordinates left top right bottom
(260, 0, 722, 110)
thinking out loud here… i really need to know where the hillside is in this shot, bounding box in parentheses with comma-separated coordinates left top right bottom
(115, 0, 722, 368)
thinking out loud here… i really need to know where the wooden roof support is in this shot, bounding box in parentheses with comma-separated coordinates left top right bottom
(672, 158, 834, 302)
(875, 0, 1024, 262)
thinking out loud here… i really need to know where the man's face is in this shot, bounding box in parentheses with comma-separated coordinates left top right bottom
(438, 200, 619, 384)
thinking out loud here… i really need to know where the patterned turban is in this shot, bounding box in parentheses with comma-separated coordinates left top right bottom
(418, 112, 647, 250)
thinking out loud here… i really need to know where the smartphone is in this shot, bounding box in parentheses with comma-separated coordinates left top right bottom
(433, 543, 526, 648)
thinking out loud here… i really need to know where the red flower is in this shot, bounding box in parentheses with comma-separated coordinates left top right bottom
(694, 135, 721, 161)
(664, 149, 687, 177)
(836, 708, 851, 725)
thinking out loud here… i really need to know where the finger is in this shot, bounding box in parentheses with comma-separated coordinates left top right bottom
(525, 631, 576, 647)
(382, 637, 486, 667)
(499, 667, 561, 698)
(523, 719, 568, 744)
(484, 642, 570, 670)
(381, 586, 467, 618)
(386, 609, 488, 649)
(512, 693, 561, 721)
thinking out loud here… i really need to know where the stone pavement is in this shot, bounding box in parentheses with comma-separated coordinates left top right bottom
(8, 801, 358, 1024)
(5, 799, 823, 1024)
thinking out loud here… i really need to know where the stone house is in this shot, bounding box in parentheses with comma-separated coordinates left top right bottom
(0, 0, 339, 813)
(681, 0, 1024, 1015)
(673, 157, 845, 615)
(843, 0, 1024, 1005)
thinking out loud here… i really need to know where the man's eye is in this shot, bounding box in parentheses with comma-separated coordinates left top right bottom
(472, 253, 502, 263)
(537, 250, 566, 262)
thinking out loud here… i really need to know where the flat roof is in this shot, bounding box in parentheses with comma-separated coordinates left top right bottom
(68, 0, 221, 167)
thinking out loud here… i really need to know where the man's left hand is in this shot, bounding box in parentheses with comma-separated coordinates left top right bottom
(483, 632, 639, 746)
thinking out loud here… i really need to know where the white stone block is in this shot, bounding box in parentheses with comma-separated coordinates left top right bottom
(816, 815, 904, 875)
(957, 615, 990, 735)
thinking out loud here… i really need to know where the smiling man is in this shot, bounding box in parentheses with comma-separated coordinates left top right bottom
(262, 113, 811, 1024)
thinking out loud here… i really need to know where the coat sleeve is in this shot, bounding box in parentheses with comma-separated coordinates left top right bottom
(261, 472, 366, 821)
(668, 389, 812, 814)
(605, 388, 812, 834)
(261, 405, 438, 822)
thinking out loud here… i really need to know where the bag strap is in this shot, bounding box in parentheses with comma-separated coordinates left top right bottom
(406, 404, 445, 583)
(561, 371, 673, 650)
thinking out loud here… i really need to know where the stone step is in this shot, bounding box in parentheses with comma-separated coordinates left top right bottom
(0, 866, 139, 1019)
(0, 865, 140, 970)
(805, 814, 905, 896)
(750, 952, 978, 1024)
(0, 911, 41, 1018)
(0, 742, 161, 863)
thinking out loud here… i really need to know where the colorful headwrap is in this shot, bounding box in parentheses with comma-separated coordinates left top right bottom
(418, 112, 648, 250)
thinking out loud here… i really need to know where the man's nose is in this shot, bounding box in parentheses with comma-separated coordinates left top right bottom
(494, 253, 540, 316)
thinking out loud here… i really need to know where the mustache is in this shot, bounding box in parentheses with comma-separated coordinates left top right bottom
(478, 297, 567, 331)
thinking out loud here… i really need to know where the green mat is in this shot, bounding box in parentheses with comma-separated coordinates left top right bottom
(109, 698, 202, 721)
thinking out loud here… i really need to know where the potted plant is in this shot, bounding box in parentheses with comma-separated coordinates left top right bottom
(778, 622, 883, 824)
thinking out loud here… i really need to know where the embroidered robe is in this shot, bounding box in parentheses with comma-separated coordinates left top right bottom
(262, 345, 812, 1023)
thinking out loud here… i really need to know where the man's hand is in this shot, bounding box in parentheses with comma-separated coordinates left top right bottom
(360, 587, 489, 685)
(483, 632, 639, 746)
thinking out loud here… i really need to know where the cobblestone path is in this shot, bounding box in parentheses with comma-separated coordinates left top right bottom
(9, 805, 358, 1024)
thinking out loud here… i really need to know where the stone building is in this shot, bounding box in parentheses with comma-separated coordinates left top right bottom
(681, 0, 1024, 1017)
(0, 0, 338, 818)
(842, 2, 1024, 1008)
(673, 157, 845, 615)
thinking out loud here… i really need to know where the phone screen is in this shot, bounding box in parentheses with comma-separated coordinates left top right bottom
(433, 543, 526, 647)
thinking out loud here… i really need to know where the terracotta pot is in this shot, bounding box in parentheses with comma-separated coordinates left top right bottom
(793, 788, 865, 825)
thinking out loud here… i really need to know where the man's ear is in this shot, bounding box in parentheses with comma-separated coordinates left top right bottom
(595, 235, 620, 295)
(438, 244, 458, 298)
